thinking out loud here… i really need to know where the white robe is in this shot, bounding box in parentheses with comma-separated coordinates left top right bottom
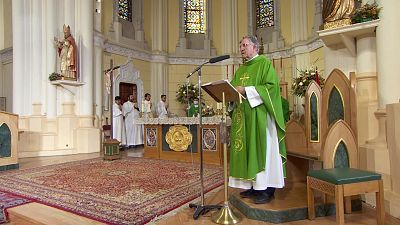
(228, 86, 285, 190)
(156, 101, 168, 118)
(122, 101, 143, 146)
(112, 103, 123, 142)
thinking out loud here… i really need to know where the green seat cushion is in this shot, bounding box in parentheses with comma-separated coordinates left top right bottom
(308, 168, 381, 185)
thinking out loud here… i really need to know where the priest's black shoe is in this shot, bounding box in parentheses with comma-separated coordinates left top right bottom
(239, 188, 255, 198)
(252, 192, 274, 204)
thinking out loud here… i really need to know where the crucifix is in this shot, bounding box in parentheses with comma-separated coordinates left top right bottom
(103, 59, 121, 160)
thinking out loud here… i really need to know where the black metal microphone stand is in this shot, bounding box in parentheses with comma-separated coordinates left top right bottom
(188, 63, 222, 219)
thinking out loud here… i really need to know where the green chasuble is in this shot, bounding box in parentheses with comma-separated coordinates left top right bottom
(230, 55, 287, 180)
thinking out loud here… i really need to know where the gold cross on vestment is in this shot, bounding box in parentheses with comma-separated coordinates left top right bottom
(239, 73, 250, 85)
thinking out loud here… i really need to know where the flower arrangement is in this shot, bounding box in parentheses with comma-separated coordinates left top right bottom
(291, 68, 325, 97)
(176, 82, 202, 104)
(202, 104, 216, 117)
(48, 72, 62, 81)
(350, 2, 381, 24)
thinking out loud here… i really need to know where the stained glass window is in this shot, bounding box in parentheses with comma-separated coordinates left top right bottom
(119, 0, 132, 22)
(184, 0, 206, 34)
(256, 0, 274, 28)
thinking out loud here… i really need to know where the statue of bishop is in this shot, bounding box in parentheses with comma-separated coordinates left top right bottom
(54, 25, 78, 80)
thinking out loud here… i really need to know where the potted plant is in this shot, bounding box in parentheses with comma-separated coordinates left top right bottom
(48, 72, 62, 81)
(350, 2, 381, 24)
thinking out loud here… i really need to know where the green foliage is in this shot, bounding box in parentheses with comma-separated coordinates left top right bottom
(48, 72, 62, 81)
(350, 2, 381, 24)
(291, 68, 325, 97)
(175, 83, 201, 104)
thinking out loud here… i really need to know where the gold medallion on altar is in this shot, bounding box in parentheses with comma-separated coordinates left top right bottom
(165, 125, 193, 151)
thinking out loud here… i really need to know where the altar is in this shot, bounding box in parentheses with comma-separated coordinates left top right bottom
(135, 116, 228, 166)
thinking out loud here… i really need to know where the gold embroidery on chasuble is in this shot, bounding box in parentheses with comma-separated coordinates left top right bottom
(232, 72, 251, 153)
(165, 125, 193, 151)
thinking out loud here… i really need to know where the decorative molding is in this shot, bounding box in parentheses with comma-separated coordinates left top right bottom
(267, 38, 324, 59)
(0, 47, 13, 64)
(94, 31, 105, 48)
(105, 37, 324, 65)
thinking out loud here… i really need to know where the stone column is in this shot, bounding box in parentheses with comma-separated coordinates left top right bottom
(31, 1, 43, 115)
(150, 0, 168, 99)
(45, 0, 57, 118)
(356, 36, 378, 144)
(376, 0, 400, 108)
(94, 33, 104, 127)
(79, 0, 94, 127)
(12, 0, 24, 115)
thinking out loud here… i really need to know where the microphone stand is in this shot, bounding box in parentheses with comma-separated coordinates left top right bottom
(188, 62, 222, 219)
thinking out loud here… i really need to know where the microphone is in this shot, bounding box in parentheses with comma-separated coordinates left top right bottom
(209, 55, 230, 64)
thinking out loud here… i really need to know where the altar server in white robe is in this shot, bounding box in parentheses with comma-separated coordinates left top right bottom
(112, 96, 123, 142)
(122, 95, 143, 147)
(156, 94, 168, 119)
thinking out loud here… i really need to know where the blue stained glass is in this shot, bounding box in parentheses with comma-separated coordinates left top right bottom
(256, 0, 274, 28)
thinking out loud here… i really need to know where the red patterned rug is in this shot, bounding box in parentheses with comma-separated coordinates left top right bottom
(0, 157, 224, 225)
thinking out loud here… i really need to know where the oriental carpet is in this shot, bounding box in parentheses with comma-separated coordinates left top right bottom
(0, 157, 224, 225)
(0, 191, 32, 223)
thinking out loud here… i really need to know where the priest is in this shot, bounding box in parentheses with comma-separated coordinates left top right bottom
(112, 96, 123, 142)
(122, 95, 143, 148)
(229, 35, 287, 204)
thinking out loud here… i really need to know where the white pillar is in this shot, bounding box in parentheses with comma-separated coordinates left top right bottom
(151, 62, 168, 104)
(376, 0, 400, 108)
(151, 0, 167, 52)
(12, 0, 25, 115)
(94, 33, 103, 127)
(79, 0, 94, 127)
(356, 35, 378, 144)
(46, 0, 57, 118)
(31, 1, 43, 115)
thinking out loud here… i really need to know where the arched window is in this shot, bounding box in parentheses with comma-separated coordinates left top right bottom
(119, 0, 132, 22)
(184, 0, 206, 34)
(256, 0, 274, 28)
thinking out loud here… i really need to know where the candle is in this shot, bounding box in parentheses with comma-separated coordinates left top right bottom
(217, 103, 222, 110)
(142, 101, 145, 112)
(226, 65, 228, 79)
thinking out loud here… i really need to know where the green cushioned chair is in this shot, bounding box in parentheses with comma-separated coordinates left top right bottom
(307, 120, 385, 225)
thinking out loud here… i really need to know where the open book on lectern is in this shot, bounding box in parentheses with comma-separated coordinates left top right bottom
(201, 79, 246, 103)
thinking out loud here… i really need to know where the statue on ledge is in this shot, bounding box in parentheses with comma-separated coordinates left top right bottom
(54, 24, 78, 80)
(323, 0, 355, 29)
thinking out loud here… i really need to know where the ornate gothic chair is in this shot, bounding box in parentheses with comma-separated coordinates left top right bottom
(307, 120, 385, 225)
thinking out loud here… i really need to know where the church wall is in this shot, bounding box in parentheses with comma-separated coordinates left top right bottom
(143, 0, 152, 50)
(102, 0, 113, 39)
(0, 62, 12, 112)
(210, 0, 222, 55)
(167, 0, 178, 54)
(306, 0, 315, 39)
(237, 0, 249, 39)
(0, 0, 12, 49)
(280, 0, 292, 46)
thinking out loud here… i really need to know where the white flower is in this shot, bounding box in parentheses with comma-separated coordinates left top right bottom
(299, 82, 303, 86)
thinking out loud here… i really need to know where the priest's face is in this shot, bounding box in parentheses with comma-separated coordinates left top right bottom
(240, 38, 257, 61)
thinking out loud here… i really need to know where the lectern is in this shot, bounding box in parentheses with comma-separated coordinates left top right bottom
(202, 79, 245, 224)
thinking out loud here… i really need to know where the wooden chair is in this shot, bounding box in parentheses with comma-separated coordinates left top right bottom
(307, 120, 385, 225)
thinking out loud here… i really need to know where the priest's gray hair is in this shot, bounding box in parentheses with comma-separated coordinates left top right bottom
(242, 35, 260, 52)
